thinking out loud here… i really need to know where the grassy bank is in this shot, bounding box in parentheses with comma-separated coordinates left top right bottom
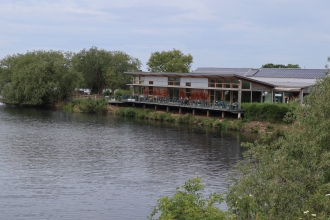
(58, 99, 289, 136)
(111, 106, 287, 136)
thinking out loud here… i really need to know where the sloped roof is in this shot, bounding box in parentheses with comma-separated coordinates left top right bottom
(249, 68, 327, 79)
(248, 77, 317, 88)
(193, 67, 328, 79)
(192, 67, 251, 76)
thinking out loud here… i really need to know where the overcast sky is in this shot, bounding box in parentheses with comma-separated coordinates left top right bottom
(1, 0, 329, 71)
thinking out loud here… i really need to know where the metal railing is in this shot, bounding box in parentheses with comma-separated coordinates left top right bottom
(105, 95, 239, 110)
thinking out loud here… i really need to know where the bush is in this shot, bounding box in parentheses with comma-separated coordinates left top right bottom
(227, 77, 330, 219)
(148, 178, 234, 220)
(62, 98, 108, 114)
(114, 89, 131, 97)
(242, 102, 297, 123)
(77, 98, 108, 114)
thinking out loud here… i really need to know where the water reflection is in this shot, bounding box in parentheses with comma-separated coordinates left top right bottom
(0, 105, 252, 219)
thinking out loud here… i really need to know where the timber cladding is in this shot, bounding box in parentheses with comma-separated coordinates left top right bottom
(152, 87, 169, 97)
(190, 89, 208, 100)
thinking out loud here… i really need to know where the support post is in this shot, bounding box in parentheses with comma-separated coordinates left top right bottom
(192, 109, 195, 115)
(155, 105, 157, 110)
(143, 104, 146, 109)
(238, 80, 242, 109)
(299, 89, 304, 104)
(238, 113, 241, 119)
(166, 106, 169, 112)
(179, 108, 182, 114)
(222, 111, 225, 118)
(207, 110, 210, 117)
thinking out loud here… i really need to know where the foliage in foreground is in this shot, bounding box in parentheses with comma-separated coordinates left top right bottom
(148, 178, 233, 220)
(227, 75, 330, 219)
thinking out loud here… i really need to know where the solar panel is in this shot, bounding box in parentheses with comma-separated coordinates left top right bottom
(193, 67, 251, 76)
(254, 68, 327, 79)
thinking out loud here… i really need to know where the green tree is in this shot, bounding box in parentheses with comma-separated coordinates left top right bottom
(227, 66, 330, 219)
(148, 178, 233, 220)
(0, 55, 16, 93)
(72, 47, 141, 94)
(1, 50, 81, 105)
(147, 49, 193, 73)
(262, 63, 300, 68)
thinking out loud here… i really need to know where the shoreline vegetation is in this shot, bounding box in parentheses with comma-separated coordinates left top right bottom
(57, 98, 291, 137)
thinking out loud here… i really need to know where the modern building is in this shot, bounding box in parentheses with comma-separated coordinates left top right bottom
(124, 68, 328, 118)
(127, 68, 327, 105)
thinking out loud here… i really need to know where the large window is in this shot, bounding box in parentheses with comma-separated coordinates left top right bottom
(186, 88, 191, 98)
(232, 80, 239, 88)
(225, 80, 231, 88)
(168, 77, 180, 86)
(168, 88, 180, 98)
(252, 91, 262, 102)
(134, 76, 144, 84)
(208, 79, 223, 88)
(242, 80, 251, 89)
(149, 86, 153, 95)
(242, 91, 251, 103)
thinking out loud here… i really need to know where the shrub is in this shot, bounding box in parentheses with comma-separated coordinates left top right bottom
(148, 178, 234, 220)
(114, 89, 131, 97)
(77, 98, 108, 114)
(63, 98, 108, 114)
(242, 102, 297, 123)
(227, 77, 330, 219)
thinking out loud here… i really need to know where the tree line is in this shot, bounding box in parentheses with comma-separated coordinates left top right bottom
(0, 45, 303, 106)
(0, 47, 194, 106)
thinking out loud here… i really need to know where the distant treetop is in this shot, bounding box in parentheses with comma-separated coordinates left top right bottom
(147, 49, 193, 73)
(262, 63, 300, 68)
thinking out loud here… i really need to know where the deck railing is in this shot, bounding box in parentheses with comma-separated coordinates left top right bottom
(105, 95, 239, 110)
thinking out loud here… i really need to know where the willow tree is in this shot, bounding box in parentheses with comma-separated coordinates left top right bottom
(227, 64, 330, 218)
(72, 47, 141, 94)
(1, 50, 81, 105)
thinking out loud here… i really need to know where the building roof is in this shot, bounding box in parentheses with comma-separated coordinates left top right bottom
(193, 67, 328, 79)
(254, 68, 327, 79)
(192, 67, 251, 76)
(248, 77, 317, 88)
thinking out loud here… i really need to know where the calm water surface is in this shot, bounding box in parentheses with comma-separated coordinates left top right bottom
(0, 104, 253, 219)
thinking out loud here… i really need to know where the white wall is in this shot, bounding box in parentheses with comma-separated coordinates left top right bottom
(144, 76, 168, 86)
(142, 76, 208, 89)
(180, 77, 208, 89)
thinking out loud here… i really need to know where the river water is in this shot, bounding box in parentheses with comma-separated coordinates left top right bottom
(0, 104, 253, 220)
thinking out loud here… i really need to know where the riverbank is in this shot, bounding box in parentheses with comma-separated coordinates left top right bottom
(53, 99, 288, 136)
(107, 105, 288, 136)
